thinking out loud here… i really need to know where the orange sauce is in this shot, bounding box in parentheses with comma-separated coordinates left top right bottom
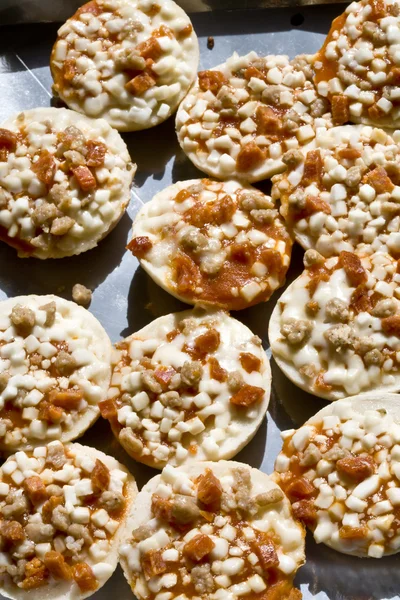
(313, 13, 347, 85)
(279, 422, 400, 546)
(135, 503, 298, 599)
(0, 402, 26, 429)
(166, 197, 292, 310)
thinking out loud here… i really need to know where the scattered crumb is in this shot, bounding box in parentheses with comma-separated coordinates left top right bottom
(72, 283, 92, 307)
(56, 285, 65, 293)
(207, 36, 214, 50)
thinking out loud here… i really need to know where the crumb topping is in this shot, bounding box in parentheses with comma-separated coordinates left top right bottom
(0, 296, 111, 449)
(0, 442, 128, 593)
(314, 0, 400, 127)
(176, 52, 332, 182)
(0, 108, 134, 258)
(51, 0, 198, 131)
(271, 250, 400, 398)
(276, 399, 400, 558)
(120, 463, 304, 599)
(273, 124, 400, 257)
(129, 179, 292, 310)
(102, 310, 269, 468)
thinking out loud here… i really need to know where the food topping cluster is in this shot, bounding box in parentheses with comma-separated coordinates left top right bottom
(129, 179, 292, 310)
(0, 442, 129, 592)
(276, 400, 400, 557)
(4, 0, 400, 598)
(0, 296, 110, 450)
(121, 464, 304, 599)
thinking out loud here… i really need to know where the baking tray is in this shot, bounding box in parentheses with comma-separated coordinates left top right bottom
(0, 0, 348, 25)
(0, 3, 399, 599)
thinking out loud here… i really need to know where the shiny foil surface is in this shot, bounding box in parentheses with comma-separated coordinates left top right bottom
(0, 3, 398, 599)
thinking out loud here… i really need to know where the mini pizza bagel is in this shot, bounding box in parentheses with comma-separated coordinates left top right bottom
(0, 441, 137, 599)
(275, 393, 400, 558)
(102, 308, 271, 469)
(51, 0, 199, 132)
(269, 250, 400, 400)
(0, 107, 135, 259)
(272, 124, 400, 258)
(176, 51, 332, 182)
(119, 461, 305, 600)
(128, 179, 293, 311)
(0, 295, 112, 451)
(313, 0, 400, 128)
